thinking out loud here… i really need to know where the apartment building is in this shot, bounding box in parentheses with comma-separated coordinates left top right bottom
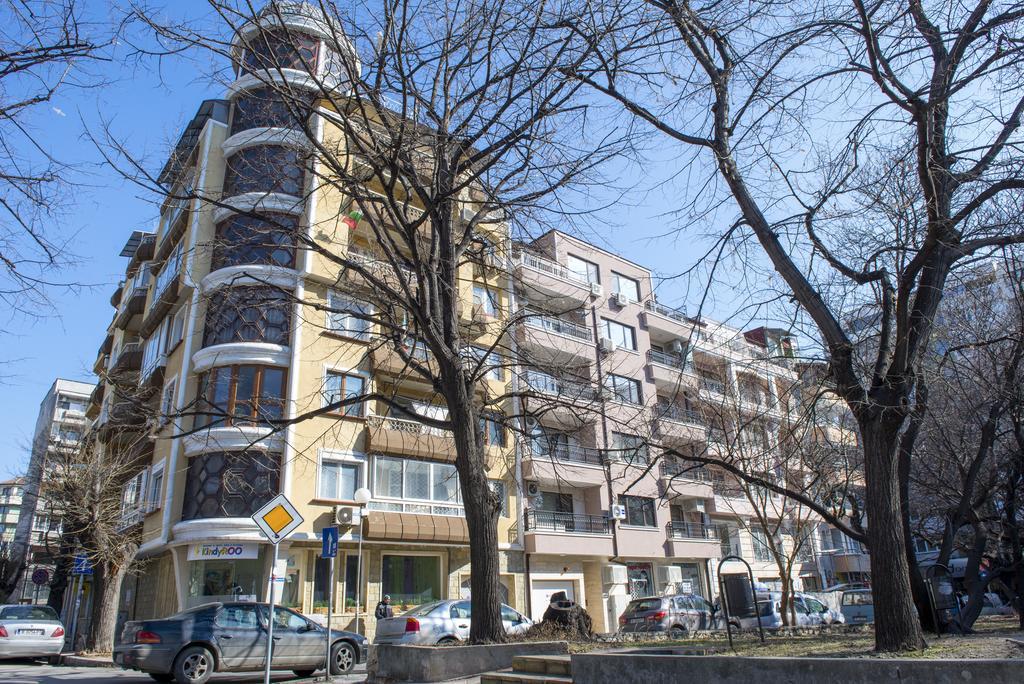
(86, 4, 521, 631)
(8, 378, 93, 604)
(0, 478, 24, 544)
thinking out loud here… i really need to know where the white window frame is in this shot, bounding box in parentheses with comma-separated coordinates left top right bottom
(167, 304, 187, 350)
(602, 318, 637, 351)
(370, 455, 463, 513)
(604, 373, 642, 404)
(611, 271, 641, 302)
(317, 450, 367, 502)
(472, 285, 500, 317)
(147, 461, 165, 512)
(160, 375, 178, 424)
(322, 367, 369, 416)
(566, 254, 599, 284)
(326, 292, 373, 341)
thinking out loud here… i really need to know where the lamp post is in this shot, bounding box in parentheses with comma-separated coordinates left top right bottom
(353, 487, 372, 636)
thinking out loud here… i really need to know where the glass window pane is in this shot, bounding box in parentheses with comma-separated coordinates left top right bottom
(405, 460, 431, 500)
(381, 555, 441, 608)
(374, 456, 403, 498)
(319, 462, 338, 499)
(432, 463, 460, 503)
(339, 463, 359, 500)
(342, 375, 365, 416)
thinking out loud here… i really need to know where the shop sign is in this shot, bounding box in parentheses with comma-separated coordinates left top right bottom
(187, 543, 259, 561)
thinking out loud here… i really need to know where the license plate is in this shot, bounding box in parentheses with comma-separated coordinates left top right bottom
(629, 617, 645, 624)
(853, 616, 867, 622)
(18, 629, 45, 635)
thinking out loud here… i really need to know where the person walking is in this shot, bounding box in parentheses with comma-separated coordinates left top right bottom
(375, 594, 393, 620)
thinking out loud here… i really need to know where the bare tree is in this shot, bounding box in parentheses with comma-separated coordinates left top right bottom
(579, 0, 1024, 650)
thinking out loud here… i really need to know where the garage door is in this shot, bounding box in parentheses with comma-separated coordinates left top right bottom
(531, 580, 577, 621)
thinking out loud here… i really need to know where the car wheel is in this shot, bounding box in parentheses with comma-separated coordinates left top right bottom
(436, 636, 458, 645)
(149, 674, 174, 683)
(172, 645, 214, 684)
(293, 670, 316, 678)
(668, 625, 687, 640)
(329, 641, 356, 675)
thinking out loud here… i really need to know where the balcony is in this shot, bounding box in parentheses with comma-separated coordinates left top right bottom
(523, 510, 614, 556)
(522, 371, 598, 428)
(642, 300, 694, 340)
(365, 414, 456, 463)
(113, 280, 148, 331)
(515, 252, 597, 308)
(109, 341, 143, 374)
(371, 343, 437, 387)
(342, 247, 418, 292)
(141, 261, 183, 337)
(646, 349, 699, 392)
(831, 552, 871, 575)
(659, 461, 715, 499)
(522, 445, 606, 486)
(516, 312, 594, 365)
(665, 521, 721, 559)
(698, 376, 729, 404)
(652, 405, 707, 446)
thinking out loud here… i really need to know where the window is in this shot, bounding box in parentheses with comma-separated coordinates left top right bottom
(489, 480, 508, 517)
(472, 285, 500, 317)
(160, 377, 177, 422)
(751, 528, 773, 561)
(212, 214, 298, 270)
(480, 414, 507, 448)
(464, 346, 503, 381)
(611, 272, 641, 302)
(566, 254, 599, 284)
(603, 373, 641, 404)
(121, 470, 146, 515)
(323, 371, 366, 417)
(371, 456, 461, 511)
(230, 87, 314, 135)
(194, 365, 287, 428)
(319, 452, 365, 501)
(223, 145, 306, 198)
(381, 555, 442, 607)
(618, 495, 657, 527)
(601, 318, 637, 351)
(610, 432, 648, 464)
(327, 294, 372, 340)
(203, 286, 291, 348)
(719, 525, 739, 557)
(167, 305, 187, 350)
(216, 604, 259, 629)
(241, 29, 320, 74)
(146, 463, 165, 511)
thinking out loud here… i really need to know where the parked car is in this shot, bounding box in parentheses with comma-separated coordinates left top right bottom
(373, 600, 532, 645)
(617, 594, 722, 637)
(113, 602, 367, 683)
(729, 591, 834, 629)
(840, 588, 874, 625)
(0, 604, 66, 660)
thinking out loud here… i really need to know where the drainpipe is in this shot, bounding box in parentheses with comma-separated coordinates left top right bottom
(590, 303, 619, 562)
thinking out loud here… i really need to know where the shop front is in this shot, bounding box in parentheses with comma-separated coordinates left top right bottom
(184, 542, 266, 607)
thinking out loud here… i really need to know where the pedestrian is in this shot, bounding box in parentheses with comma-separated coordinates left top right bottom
(375, 594, 393, 620)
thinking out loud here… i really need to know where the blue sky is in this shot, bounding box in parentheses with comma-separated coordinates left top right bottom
(0, 1, 750, 476)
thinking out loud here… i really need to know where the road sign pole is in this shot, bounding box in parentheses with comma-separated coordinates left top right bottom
(264, 542, 279, 684)
(325, 551, 334, 681)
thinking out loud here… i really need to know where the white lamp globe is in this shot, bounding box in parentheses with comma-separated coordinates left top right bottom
(354, 487, 372, 506)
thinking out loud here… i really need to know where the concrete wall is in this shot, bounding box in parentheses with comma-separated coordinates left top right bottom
(368, 641, 569, 683)
(571, 653, 1024, 684)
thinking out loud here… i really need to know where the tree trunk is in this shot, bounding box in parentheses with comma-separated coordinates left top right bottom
(47, 539, 76, 615)
(861, 417, 927, 651)
(87, 561, 128, 653)
(779, 574, 793, 627)
(898, 440, 936, 632)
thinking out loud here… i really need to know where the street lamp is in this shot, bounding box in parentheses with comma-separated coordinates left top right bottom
(353, 488, 372, 636)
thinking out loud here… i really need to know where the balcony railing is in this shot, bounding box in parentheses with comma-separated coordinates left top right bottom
(530, 443, 604, 466)
(660, 460, 710, 480)
(644, 299, 688, 324)
(699, 377, 727, 396)
(153, 245, 182, 303)
(667, 521, 716, 540)
(657, 403, 704, 426)
(524, 311, 593, 342)
(523, 371, 596, 400)
(367, 413, 451, 438)
(524, 509, 609, 534)
(518, 252, 588, 285)
(647, 348, 688, 369)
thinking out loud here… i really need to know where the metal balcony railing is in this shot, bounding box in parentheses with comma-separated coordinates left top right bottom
(644, 299, 688, 323)
(666, 521, 715, 540)
(647, 348, 688, 369)
(524, 509, 609, 534)
(531, 443, 604, 466)
(699, 377, 727, 396)
(523, 370, 596, 400)
(518, 252, 588, 285)
(524, 311, 593, 342)
(660, 460, 710, 480)
(657, 404, 704, 426)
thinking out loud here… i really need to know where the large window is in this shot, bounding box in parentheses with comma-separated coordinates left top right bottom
(194, 365, 287, 428)
(223, 145, 306, 197)
(182, 450, 281, 520)
(327, 294, 372, 340)
(602, 318, 637, 351)
(566, 254, 599, 283)
(240, 29, 320, 75)
(752, 528, 773, 561)
(322, 371, 366, 417)
(203, 286, 291, 348)
(472, 285, 500, 317)
(480, 413, 508, 448)
(319, 452, 365, 501)
(604, 373, 642, 404)
(618, 495, 657, 527)
(371, 456, 461, 515)
(212, 214, 298, 270)
(610, 432, 648, 464)
(381, 555, 442, 608)
(464, 346, 503, 381)
(230, 87, 314, 135)
(611, 271, 641, 302)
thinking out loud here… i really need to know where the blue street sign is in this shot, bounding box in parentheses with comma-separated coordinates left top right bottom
(71, 553, 93, 576)
(321, 526, 339, 559)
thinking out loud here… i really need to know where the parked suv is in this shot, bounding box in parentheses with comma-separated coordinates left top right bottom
(617, 593, 721, 637)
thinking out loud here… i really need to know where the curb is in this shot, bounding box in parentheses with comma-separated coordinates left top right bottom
(60, 654, 115, 668)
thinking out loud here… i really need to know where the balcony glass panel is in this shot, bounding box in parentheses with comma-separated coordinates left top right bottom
(223, 145, 306, 197)
(203, 286, 292, 347)
(212, 214, 298, 269)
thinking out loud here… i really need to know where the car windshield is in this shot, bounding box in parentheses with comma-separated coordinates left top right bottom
(404, 601, 445, 617)
(0, 605, 59, 620)
(626, 599, 663, 613)
(842, 592, 873, 606)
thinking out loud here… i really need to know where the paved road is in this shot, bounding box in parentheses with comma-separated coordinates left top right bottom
(0, 660, 367, 683)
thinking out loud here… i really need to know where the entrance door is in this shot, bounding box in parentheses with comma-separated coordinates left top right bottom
(530, 580, 576, 621)
(677, 563, 703, 597)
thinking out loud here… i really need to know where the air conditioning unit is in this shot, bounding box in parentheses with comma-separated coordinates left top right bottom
(598, 337, 616, 354)
(589, 282, 604, 298)
(668, 339, 686, 354)
(611, 292, 629, 307)
(610, 504, 626, 520)
(657, 565, 683, 586)
(526, 482, 541, 498)
(602, 564, 628, 585)
(334, 506, 360, 526)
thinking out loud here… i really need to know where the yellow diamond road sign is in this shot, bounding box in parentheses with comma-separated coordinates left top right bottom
(252, 494, 304, 544)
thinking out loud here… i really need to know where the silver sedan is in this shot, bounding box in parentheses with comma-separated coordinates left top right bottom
(0, 604, 66, 660)
(374, 600, 532, 645)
